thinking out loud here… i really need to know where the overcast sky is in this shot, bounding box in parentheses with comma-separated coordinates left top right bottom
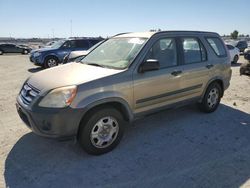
(0, 0, 249, 38)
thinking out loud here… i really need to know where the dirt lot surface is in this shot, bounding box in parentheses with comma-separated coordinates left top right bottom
(0, 55, 250, 188)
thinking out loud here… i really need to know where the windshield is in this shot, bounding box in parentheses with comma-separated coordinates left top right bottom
(50, 40, 65, 48)
(81, 37, 147, 69)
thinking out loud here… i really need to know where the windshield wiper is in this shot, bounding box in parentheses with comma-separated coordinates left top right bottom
(81, 62, 124, 70)
(85, 63, 105, 68)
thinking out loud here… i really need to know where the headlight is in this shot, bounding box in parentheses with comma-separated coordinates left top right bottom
(39, 85, 77, 108)
(33, 52, 41, 57)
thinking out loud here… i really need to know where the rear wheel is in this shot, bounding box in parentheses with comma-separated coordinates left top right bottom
(22, 49, 29, 55)
(44, 56, 58, 68)
(78, 107, 125, 155)
(232, 55, 239, 64)
(198, 82, 222, 113)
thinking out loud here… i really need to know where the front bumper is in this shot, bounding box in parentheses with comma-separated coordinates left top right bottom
(16, 96, 84, 139)
(29, 55, 43, 66)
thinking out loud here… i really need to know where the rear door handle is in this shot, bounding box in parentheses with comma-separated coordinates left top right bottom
(171, 70, 182, 76)
(206, 64, 214, 69)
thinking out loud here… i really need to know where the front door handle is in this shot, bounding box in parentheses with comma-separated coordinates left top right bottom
(206, 64, 214, 69)
(171, 70, 182, 76)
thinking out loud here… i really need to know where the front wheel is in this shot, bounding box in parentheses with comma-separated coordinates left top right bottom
(44, 56, 58, 68)
(198, 82, 222, 113)
(78, 107, 125, 155)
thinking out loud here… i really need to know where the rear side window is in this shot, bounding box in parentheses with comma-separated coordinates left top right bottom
(89, 40, 101, 46)
(181, 38, 207, 64)
(76, 40, 90, 48)
(206, 37, 226, 57)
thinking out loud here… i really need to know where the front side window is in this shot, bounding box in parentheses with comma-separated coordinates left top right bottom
(182, 38, 207, 64)
(82, 37, 147, 69)
(51, 40, 65, 49)
(145, 38, 177, 68)
(62, 41, 76, 48)
(206, 37, 226, 57)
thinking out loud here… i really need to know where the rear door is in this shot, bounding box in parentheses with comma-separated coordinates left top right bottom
(13, 45, 23, 53)
(176, 37, 210, 99)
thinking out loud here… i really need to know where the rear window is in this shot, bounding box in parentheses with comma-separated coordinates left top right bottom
(236, 41, 247, 48)
(206, 37, 227, 57)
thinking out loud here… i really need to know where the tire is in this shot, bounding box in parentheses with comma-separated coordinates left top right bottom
(198, 82, 222, 113)
(232, 55, 239, 64)
(22, 49, 29, 55)
(0, 50, 3, 55)
(44, 56, 58, 68)
(78, 106, 125, 155)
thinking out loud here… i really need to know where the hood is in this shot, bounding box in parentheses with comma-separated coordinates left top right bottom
(27, 63, 124, 94)
(31, 47, 56, 54)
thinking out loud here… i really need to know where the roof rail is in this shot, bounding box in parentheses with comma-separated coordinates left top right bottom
(112, 32, 131, 37)
(68, 36, 104, 40)
(154, 30, 219, 35)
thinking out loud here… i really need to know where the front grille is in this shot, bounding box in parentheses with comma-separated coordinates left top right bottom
(20, 83, 40, 106)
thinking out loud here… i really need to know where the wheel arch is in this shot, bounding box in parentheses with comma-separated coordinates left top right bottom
(200, 78, 224, 102)
(43, 54, 60, 64)
(76, 98, 133, 139)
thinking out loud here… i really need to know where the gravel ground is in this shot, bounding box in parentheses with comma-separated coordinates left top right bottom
(0, 55, 250, 188)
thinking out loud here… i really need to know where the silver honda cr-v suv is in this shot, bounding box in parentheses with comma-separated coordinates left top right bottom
(16, 31, 232, 155)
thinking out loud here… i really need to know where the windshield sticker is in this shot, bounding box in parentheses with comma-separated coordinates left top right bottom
(128, 38, 144, 44)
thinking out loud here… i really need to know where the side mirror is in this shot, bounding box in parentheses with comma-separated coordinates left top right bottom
(74, 55, 85, 62)
(138, 59, 160, 73)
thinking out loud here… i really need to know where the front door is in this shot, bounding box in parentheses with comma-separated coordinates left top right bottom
(133, 37, 183, 114)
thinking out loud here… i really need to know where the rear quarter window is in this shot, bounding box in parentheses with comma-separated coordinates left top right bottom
(206, 37, 227, 57)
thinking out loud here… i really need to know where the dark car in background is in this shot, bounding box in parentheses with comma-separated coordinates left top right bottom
(29, 37, 103, 68)
(62, 40, 104, 64)
(244, 45, 250, 61)
(0, 43, 31, 55)
(235, 40, 248, 53)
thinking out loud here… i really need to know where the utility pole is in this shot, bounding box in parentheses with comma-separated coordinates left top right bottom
(70, 19, 72, 37)
(52, 29, 54, 39)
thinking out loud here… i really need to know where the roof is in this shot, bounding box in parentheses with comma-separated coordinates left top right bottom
(114, 30, 219, 39)
(114, 32, 155, 39)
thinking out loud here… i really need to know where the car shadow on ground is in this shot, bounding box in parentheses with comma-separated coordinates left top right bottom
(4, 104, 250, 188)
(28, 67, 44, 73)
(231, 61, 243, 67)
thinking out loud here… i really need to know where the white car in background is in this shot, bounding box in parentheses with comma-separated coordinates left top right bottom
(226, 44, 240, 63)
